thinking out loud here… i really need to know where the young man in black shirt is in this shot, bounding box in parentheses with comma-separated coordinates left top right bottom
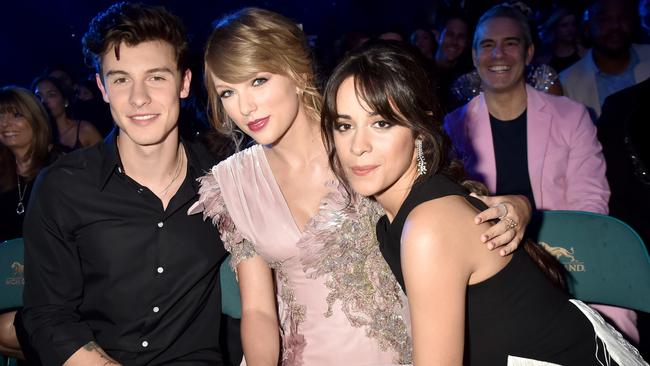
(21, 3, 227, 365)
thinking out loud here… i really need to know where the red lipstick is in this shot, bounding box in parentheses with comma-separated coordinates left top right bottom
(247, 116, 269, 132)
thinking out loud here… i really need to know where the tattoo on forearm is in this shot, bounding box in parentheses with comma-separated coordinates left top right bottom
(82, 341, 119, 364)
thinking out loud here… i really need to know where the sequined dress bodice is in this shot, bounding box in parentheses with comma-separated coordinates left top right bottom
(192, 145, 412, 365)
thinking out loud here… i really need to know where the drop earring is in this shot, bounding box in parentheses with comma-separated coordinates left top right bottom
(416, 139, 427, 175)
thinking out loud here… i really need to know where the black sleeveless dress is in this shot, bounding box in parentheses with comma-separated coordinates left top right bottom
(376, 174, 600, 365)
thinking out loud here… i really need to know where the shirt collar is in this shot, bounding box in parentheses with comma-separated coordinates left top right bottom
(99, 128, 121, 190)
(98, 128, 215, 191)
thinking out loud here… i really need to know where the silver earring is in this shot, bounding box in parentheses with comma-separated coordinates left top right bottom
(416, 139, 427, 175)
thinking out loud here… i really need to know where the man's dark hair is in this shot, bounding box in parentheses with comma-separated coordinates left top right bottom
(82, 2, 190, 74)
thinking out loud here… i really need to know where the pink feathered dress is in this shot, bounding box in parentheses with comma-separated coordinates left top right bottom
(189, 144, 412, 366)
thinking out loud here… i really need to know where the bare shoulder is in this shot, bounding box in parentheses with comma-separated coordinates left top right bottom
(404, 195, 486, 248)
(78, 120, 103, 144)
(401, 195, 489, 261)
(403, 195, 509, 283)
(79, 120, 99, 133)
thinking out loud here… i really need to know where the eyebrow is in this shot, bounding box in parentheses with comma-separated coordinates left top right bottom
(335, 111, 379, 119)
(104, 67, 175, 78)
(479, 36, 521, 45)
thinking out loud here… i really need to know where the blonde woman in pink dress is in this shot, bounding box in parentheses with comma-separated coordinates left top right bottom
(189, 8, 532, 366)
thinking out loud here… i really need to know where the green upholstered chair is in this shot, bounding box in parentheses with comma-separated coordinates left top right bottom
(0, 238, 23, 366)
(532, 211, 650, 313)
(0, 355, 18, 366)
(0, 238, 24, 312)
(220, 255, 241, 319)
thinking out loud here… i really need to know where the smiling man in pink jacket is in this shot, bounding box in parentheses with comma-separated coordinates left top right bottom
(444, 4, 640, 344)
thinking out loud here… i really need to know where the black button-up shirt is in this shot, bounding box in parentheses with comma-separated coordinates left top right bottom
(22, 132, 226, 365)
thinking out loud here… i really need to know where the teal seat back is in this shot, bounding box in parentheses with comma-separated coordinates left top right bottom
(533, 211, 650, 312)
(0, 356, 19, 366)
(0, 238, 24, 311)
(220, 255, 241, 319)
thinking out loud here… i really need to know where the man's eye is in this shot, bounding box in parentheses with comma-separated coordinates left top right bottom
(151, 75, 166, 81)
(113, 78, 127, 84)
(252, 78, 268, 87)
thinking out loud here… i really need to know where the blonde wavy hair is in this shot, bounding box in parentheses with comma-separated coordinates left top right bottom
(204, 8, 321, 147)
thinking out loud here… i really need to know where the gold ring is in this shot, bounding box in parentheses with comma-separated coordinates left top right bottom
(501, 217, 518, 230)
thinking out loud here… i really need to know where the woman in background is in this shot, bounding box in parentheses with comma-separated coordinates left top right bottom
(0, 86, 65, 363)
(536, 8, 586, 73)
(33, 76, 101, 151)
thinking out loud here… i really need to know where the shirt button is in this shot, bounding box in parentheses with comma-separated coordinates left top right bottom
(157, 222, 164, 228)
(157, 266, 164, 274)
(141, 340, 149, 348)
(153, 306, 160, 313)
(137, 188, 144, 194)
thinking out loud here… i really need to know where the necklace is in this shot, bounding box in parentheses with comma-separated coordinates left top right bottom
(16, 175, 28, 215)
(157, 144, 185, 196)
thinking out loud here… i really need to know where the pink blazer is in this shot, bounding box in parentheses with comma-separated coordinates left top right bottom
(444, 85, 610, 214)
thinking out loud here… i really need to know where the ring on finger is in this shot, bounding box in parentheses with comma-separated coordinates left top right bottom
(501, 216, 518, 230)
(495, 202, 508, 219)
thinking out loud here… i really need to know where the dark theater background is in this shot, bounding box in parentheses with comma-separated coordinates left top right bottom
(0, 0, 441, 87)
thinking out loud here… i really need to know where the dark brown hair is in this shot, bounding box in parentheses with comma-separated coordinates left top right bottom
(0, 87, 52, 192)
(321, 40, 566, 290)
(31, 76, 71, 143)
(82, 2, 190, 74)
(322, 40, 458, 193)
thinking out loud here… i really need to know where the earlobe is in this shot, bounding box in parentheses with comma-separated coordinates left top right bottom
(95, 73, 110, 104)
(180, 69, 192, 99)
(526, 44, 535, 65)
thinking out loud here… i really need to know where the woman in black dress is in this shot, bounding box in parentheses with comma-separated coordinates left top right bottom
(0, 86, 65, 362)
(321, 40, 647, 366)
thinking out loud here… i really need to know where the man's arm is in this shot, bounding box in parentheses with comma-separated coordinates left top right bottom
(473, 194, 532, 256)
(64, 342, 120, 366)
(564, 105, 610, 214)
(22, 172, 116, 365)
